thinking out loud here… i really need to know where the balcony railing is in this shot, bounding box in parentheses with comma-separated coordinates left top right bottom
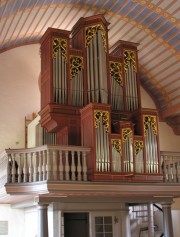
(0, 147, 179, 188)
(161, 151, 180, 183)
(0, 145, 91, 188)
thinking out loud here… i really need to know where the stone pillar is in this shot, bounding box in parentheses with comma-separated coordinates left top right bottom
(37, 203, 49, 237)
(162, 203, 174, 237)
(121, 204, 131, 237)
(148, 203, 154, 237)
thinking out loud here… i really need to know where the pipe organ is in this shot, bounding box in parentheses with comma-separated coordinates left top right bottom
(40, 15, 162, 182)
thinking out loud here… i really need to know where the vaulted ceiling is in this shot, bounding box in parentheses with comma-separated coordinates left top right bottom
(0, 0, 179, 133)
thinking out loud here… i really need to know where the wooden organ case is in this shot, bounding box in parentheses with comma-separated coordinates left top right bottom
(39, 14, 162, 182)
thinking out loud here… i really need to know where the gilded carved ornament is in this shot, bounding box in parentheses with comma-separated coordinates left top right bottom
(52, 37, 67, 62)
(111, 139, 121, 155)
(122, 128, 133, 143)
(85, 24, 107, 52)
(124, 50, 137, 72)
(110, 61, 123, 86)
(134, 140, 143, 156)
(94, 110, 110, 132)
(143, 115, 157, 136)
(70, 55, 83, 79)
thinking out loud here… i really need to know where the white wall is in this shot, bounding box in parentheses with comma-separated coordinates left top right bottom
(0, 204, 24, 237)
(0, 44, 40, 153)
(24, 207, 37, 237)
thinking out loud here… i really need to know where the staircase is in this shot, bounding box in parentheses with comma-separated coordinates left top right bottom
(130, 204, 164, 237)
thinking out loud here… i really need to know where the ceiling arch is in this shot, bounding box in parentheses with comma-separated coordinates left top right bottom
(0, 0, 179, 133)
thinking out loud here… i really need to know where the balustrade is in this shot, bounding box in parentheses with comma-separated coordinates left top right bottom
(0, 145, 90, 188)
(0, 149, 179, 187)
(161, 151, 180, 183)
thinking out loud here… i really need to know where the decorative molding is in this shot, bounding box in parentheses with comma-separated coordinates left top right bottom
(143, 115, 157, 136)
(94, 110, 109, 132)
(70, 55, 83, 79)
(124, 50, 137, 72)
(110, 61, 123, 86)
(52, 37, 67, 62)
(85, 24, 107, 52)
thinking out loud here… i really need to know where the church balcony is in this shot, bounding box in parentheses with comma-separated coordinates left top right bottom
(0, 145, 179, 189)
(0, 147, 180, 205)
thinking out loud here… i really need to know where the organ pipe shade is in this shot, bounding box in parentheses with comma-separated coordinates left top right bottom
(123, 49, 138, 111)
(70, 55, 84, 106)
(94, 110, 110, 172)
(52, 37, 67, 104)
(86, 24, 108, 104)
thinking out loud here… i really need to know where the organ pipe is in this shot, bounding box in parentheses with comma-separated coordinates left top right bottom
(134, 140, 144, 173)
(144, 115, 158, 173)
(94, 110, 110, 172)
(70, 56, 84, 106)
(111, 139, 121, 172)
(52, 37, 67, 104)
(122, 128, 134, 172)
(124, 50, 138, 111)
(85, 25, 108, 104)
(110, 61, 123, 110)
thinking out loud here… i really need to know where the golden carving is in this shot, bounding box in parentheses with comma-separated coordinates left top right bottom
(124, 50, 137, 72)
(52, 37, 67, 62)
(70, 55, 83, 79)
(111, 139, 121, 155)
(134, 140, 143, 156)
(110, 61, 123, 86)
(85, 24, 107, 52)
(122, 128, 133, 143)
(143, 115, 157, 136)
(94, 110, 109, 132)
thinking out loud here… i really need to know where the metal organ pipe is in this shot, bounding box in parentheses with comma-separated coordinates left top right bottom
(124, 50, 138, 111)
(144, 116, 158, 174)
(52, 39, 67, 104)
(86, 26, 108, 104)
(95, 111, 110, 172)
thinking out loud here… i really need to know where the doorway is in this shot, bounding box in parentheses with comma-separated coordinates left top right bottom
(64, 212, 89, 237)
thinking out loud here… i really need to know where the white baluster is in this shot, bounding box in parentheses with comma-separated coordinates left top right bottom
(38, 151, 42, 181)
(33, 152, 38, 182)
(12, 154, 16, 183)
(18, 154, 22, 183)
(23, 153, 28, 182)
(29, 153, 33, 182)
(59, 151, 64, 180)
(52, 150, 58, 181)
(46, 150, 51, 180)
(177, 161, 180, 183)
(65, 151, 69, 181)
(71, 151, 76, 181)
(7, 154, 12, 183)
(42, 150, 47, 180)
(82, 151, 87, 181)
(77, 151, 82, 181)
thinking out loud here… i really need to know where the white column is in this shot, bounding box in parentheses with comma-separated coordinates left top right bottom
(148, 203, 154, 237)
(121, 204, 131, 237)
(37, 203, 49, 237)
(162, 203, 174, 237)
